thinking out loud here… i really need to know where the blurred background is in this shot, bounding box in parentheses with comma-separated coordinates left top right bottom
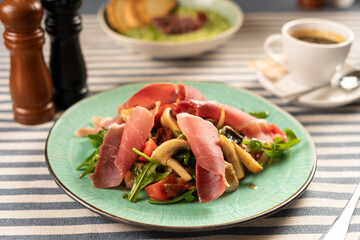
(80, 0, 360, 13)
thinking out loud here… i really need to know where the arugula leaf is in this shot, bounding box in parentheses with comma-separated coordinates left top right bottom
(248, 111, 269, 119)
(175, 130, 187, 140)
(77, 148, 100, 178)
(245, 139, 263, 153)
(126, 148, 169, 203)
(173, 150, 196, 168)
(88, 128, 107, 148)
(242, 128, 302, 158)
(76, 129, 107, 178)
(147, 188, 197, 204)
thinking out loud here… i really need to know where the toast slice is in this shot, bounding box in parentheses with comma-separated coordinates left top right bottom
(123, 0, 144, 29)
(106, 0, 130, 33)
(135, 0, 177, 24)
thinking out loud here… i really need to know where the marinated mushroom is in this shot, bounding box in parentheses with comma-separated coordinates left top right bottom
(257, 152, 269, 166)
(232, 142, 263, 174)
(224, 161, 239, 192)
(219, 134, 245, 179)
(216, 107, 225, 129)
(160, 107, 181, 137)
(150, 139, 192, 182)
(221, 126, 244, 145)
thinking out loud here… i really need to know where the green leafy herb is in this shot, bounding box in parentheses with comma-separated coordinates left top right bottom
(126, 148, 169, 203)
(147, 187, 197, 204)
(242, 128, 302, 158)
(175, 130, 187, 140)
(88, 128, 107, 148)
(76, 129, 107, 178)
(245, 139, 263, 153)
(177, 133, 187, 140)
(173, 150, 196, 168)
(77, 148, 100, 178)
(248, 111, 269, 119)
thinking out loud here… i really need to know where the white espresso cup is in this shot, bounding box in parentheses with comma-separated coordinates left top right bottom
(264, 18, 354, 87)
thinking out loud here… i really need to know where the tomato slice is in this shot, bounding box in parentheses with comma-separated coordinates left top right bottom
(145, 174, 176, 201)
(138, 138, 158, 162)
(145, 174, 195, 201)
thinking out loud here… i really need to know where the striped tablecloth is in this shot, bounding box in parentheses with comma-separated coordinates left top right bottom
(1, 11, 360, 240)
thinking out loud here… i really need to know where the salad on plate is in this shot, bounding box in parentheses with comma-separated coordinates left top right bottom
(76, 83, 301, 204)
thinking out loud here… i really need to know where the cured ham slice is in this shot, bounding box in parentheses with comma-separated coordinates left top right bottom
(122, 83, 178, 110)
(92, 123, 125, 188)
(177, 84, 206, 101)
(177, 113, 226, 203)
(121, 83, 207, 111)
(114, 106, 154, 183)
(97, 84, 206, 131)
(177, 100, 285, 143)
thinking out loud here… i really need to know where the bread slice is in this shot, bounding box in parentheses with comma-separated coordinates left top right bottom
(135, 0, 177, 24)
(106, 0, 130, 33)
(123, 0, 143, 29)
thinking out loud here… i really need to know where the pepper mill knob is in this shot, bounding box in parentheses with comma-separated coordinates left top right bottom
(42, 0, 88, 110)
(0, 0, 55, 125)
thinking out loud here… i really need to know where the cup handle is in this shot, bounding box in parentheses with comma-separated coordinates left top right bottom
(264, 34, 288, 70)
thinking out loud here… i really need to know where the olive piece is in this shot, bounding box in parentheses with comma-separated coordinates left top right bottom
(221, 126, 244, 145)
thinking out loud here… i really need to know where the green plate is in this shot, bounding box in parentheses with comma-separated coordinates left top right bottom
(45, 82, 316, 231)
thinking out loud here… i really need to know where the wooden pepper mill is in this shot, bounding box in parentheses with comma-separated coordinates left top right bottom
(41, 0, 88, 110)
(0, 0, 55, 125)
(298, 0, 325, 9)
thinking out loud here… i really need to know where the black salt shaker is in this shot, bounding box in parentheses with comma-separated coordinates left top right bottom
(42, 0, 88, 109)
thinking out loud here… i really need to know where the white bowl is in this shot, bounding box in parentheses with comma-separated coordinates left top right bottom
(98, 0, 244, 59)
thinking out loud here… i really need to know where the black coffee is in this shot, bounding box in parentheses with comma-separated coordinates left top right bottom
(295, 36, 339, 44)
(291, 29, 345, 45)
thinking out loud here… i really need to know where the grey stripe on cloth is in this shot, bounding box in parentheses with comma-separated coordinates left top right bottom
(0, 11, 360, 240)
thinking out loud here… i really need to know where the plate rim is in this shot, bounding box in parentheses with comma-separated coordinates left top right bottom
(45, 81, 317, 232)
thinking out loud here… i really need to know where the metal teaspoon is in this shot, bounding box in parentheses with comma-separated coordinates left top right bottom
(338, 70, 360, 90)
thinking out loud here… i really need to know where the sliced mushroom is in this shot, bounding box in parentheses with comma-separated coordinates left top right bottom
(160, 107, 180, 137)
(224, 161, 239, 192)
(219, 135, 245, 179)
(257, 152, 269, 166)
(216, 107, 225, 129)
(232, 142, 263, 174)
(150, 139, 192, 182)
(221, 126, 244, 145)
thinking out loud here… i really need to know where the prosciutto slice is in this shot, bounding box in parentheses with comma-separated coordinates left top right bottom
(177, 100, 285, 143)
(177, 84, 206, 101)
(114, 106, 154, 183)
(97, 84, 206, 131)
(121, 83, 178, 110)
(177, 113, 226, 203)
(121, 83, 207, 111)
(92, 123, 125, 188)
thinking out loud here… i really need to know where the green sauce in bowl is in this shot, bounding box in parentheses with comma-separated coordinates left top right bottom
(124, 7, 231, 42)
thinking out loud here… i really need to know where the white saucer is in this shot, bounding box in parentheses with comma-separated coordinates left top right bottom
(257, 64, 360, 109)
